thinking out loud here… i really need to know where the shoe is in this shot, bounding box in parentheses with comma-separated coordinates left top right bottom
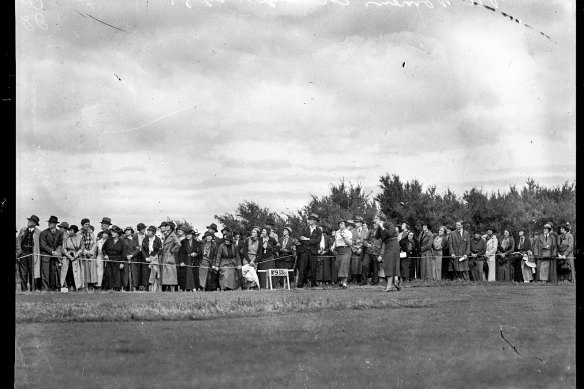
(60, 287, 68, 293)
(341, 283, 347, 289)
(384, 286, 393, 292)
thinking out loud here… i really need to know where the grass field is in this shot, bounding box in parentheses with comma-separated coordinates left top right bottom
(15, 282, 575, 388)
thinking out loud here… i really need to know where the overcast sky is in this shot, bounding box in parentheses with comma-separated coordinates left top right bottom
(16, 0, 575, 231)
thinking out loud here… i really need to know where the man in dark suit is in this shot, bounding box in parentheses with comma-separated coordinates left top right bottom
(39, 216, 63, 291)
(448, 220, 471, 280)
(129, 223, 149, 291)
(299, 213, 322, 288)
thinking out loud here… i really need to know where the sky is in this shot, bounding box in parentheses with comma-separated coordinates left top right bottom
(16, 0, 575, 231)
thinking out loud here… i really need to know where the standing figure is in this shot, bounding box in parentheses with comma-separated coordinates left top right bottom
(431, 226, 448, 280)
(161, 222, 180, 292)
(300, 213, 322, 288)
(142, 226, 163, 292)
(61, 225, 84, 292)
(448, 221, 471, 280)
(533, 224, 558, 283)
(129, 223, 149, 291)
(485, 228, 498, 282)
(469, 229, 486, 281)
(178, 229, 198, 292)
(515, 229, 534, 283)
(278, 226, 297, 287)
(351, 217, 368, 285)
(94, 229, 110, 290)
(331, 220, 353, 289)
(375, 215, 400, 292)
(558, 224, 574, 283)
(496, 229, 515, 282)
(16, 215, 41, 291)
(39, 216, 63, 291)
(363, 220, 382, 285)
(242, 227, 260, 289)
(418, 222, 434, 280)
(256, 228, 280, 289)
(102, 226, 127, 291)
(316, 226, 333, 286)
(213, 233, 242, 291)
(399, 231, 419, 282)
(199, 231, 218, 291)
(79, 219, 97, 290)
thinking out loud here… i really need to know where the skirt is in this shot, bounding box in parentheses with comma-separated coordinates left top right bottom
(382, 238, 400, 277)
(350, 252, 361, 277)
(316, 256, 332, 282)
(419, 251, 433, 279)
(335, 246, 352, 278)
(218, 257, 239, 290)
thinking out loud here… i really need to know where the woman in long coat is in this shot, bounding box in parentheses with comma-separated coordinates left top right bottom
(400, 231, 419, 282)
(199, 231, 218, 291)
(61, 225, 84, 291)
(533, 224, 558, 283)
(431, 226, 448, 280)
(102, 226, 127, 291)
(256, 228, 280, 289)
(93, 229, 110, 290)
(418, 223, 434, 280)
(316, 226, 333, 285)
(496, 229, 515, 282)
(557, 224, 574, 282)
(214, 233, 242, 290)
(242, 228, 260, 289)
(177, 229, 197, 291)
(375, 217, 400, 292)
(331, 220, 353, 289)
(161, 223, 180, 291)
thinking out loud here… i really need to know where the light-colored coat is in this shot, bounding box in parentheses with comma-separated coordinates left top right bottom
(60, 234, 84, 289)
(16, 227, 42, 279)
(161, 231, 180, 285)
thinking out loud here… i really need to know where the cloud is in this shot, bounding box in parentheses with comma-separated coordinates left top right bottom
(16, 0, 575, 229)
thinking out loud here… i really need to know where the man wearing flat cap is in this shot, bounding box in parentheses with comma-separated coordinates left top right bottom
(39, 216, 63, 291)
(16, 215, 42, 291)
(299, 213, 322, 287)
(129, 223, 149, 291)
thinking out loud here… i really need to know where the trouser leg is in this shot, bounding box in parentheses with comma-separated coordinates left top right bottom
(40, 259, 50, 290)
(309, 253, 318, 286)
(361, 253, 371, 284)
(49, 258, 59, 289)
(18, 253, 32, 291)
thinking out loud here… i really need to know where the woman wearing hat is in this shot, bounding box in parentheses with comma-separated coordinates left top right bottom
(242, 227, 261, 289)
(213, 233, 242, 290)
(102, 226, 127, 291)
(60, 225, 84, 292)
(316, 226, 333, 286)
(496, 229, 515, 282)
(256, 228, 280, 289)
(160, 222, 180, 292)
(142, 226, 163, 292)
(177, 229, 198, 291)
(331, 220, 353, 289)
(199, 231, 218, 291)
(558, 224, 574, 283)
(277, 227, 296, 287)
(79, 219, 97, 290)
(431, 226, 448, 280)
(374, 215, 401, 292)
(94, 229, 110, 290)
(533, 224, 558, 283)
(485, 228, 498, 282)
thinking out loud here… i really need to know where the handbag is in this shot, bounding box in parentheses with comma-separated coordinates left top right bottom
(559, 258, 571, 273)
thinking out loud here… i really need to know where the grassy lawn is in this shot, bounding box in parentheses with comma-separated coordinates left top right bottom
(15, 283, 575, 388)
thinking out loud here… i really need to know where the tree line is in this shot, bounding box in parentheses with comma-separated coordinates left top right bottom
(201, 175, 576, 242)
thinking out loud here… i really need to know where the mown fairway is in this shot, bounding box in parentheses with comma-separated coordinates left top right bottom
(15, 282, 575, 388)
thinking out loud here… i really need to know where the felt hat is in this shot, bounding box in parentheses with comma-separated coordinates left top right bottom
(166, 221, 176, 231)
(486, 227, 497, 233)
(203, 231, 215, 239)
(79, 218, 89, 226)
(543, 223, 552, 230)
(177, 224, 188, 233)
(27, 215, 40, 225)
(67, 225, 79, 233)
(221, 226, 231, 234)
(206, 223, 218, 232)
(283, 226, 292, 234)
(58, 221, 69, 229)
(47, 215, 59, 224)
(223, 233, 234, 243)
(110, 225, 123, 235)
(136, 223, 146, 231)
(354, 216, 364, 223)
(347, 220, 356, 227)
(158, 221, 168, 228)
(337, 219, 348, 226)
(100, 217, 112, 225)
(147, 225, 157, 233)
(124, 226, 135, 234)
(186, 229, 197, 236)
(307, 213, 319, 222)
(560, 223, 570, 232)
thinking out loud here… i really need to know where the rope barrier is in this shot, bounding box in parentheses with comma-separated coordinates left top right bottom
(15, 253, 297, 270)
